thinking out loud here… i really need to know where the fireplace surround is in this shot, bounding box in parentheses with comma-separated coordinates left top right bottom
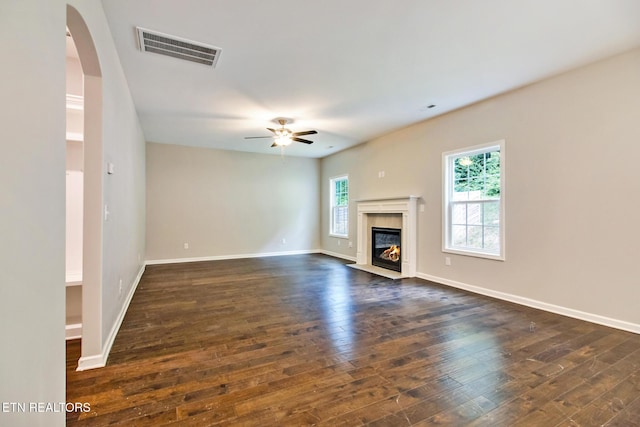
(348, 196, 419, 279)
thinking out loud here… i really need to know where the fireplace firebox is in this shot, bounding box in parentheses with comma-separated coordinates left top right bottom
(371, 227, 401, 272)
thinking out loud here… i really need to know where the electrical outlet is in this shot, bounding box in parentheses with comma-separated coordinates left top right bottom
(281, 238, 286, 244)
(118, 278, 123, 295)
(348, 241, 353, 248)
(445, 257, 451, 266)
(337, 239, 341, 246)
(183, 243, 189, 249)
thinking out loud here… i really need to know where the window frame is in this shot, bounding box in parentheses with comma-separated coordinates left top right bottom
(442, 140, 505, 260)
(329, 174, 349, 238)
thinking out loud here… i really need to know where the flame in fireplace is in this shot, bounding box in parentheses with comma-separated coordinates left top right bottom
(381, 245, 400, 262)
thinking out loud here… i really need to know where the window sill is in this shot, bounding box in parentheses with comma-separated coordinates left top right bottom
(443, 248, 505, 261)
(330, 234, 349, 239)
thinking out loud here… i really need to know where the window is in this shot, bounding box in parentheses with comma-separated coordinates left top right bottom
(443, 141, 504, 260)
(330, 175, 349, 237)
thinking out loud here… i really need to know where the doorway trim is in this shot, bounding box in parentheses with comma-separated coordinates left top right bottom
(67, 5, 104, 370)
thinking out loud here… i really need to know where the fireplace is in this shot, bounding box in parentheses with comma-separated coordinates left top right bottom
(371, 227, 401, 272)
(349, 196, 418, 279)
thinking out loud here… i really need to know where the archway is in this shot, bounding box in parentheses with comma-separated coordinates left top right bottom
(66, 5, 103, 370)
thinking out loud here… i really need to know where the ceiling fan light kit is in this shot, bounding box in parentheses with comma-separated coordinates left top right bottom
(245, 118, 317, 149)
(275, 133, 292, 146)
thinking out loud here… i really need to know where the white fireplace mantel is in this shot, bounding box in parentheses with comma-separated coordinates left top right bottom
(348, 196, 419, 279)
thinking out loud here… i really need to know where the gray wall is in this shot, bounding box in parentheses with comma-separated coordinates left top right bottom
(0, 2, 146, 424)
(65, 0, 146, 365)
(84, 1, 147, 348)
(0, 1, 66, 426)
(321, 48, 640, 328)
(146, 143, 320, 261)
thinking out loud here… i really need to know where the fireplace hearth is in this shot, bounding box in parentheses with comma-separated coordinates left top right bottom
(371, 227, 401, 272)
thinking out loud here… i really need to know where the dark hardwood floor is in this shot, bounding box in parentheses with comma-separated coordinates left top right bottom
(66, 254, 640, 426)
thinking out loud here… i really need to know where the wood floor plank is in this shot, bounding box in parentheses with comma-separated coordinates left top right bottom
(602, 393, 640, 427)
(66, 254, 640, 426)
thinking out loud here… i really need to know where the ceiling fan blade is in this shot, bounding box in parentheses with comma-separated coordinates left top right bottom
(266, 128, 277, 133)
(292, 130, 317, 136)
(270, 142, 278, 148)
(292, 137, 314, 144)
(244, 136, 274, 139)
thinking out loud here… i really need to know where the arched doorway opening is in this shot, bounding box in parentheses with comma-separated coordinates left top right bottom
(66, 5, 103, 370)
(65, 28, 83, 340)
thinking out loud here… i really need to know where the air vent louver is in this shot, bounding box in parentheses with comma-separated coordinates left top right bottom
(136, 27, 221, 67)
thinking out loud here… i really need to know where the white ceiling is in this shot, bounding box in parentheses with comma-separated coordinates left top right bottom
(100, 0, 640, 158)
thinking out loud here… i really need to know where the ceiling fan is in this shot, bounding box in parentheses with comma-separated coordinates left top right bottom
(245, 118, 317, 147)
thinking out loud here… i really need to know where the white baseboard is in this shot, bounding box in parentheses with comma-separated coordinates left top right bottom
(65, 323, 82, 340)
(76, 264, 146, 371)
(145, 249, 326, 265)
(417, 272, 640, 334)
(76, 354, 104, 371)
(319, 250, 357, 262)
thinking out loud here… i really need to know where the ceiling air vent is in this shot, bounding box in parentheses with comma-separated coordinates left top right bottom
(136, 27, 221, 67)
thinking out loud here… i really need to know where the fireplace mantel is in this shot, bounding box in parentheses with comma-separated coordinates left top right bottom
(348, 196, 419, 279)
